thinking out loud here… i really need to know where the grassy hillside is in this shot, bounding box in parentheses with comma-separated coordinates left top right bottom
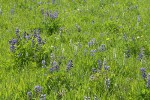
(0, 0, 150, 99)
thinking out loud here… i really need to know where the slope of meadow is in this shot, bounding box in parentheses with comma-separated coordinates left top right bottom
(0, 0, 150, 99)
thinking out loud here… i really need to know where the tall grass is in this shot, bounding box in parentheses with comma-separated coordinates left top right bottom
(0, 0, 150, 99)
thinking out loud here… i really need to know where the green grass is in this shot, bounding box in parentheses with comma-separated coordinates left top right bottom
(0, 0, 150, 99)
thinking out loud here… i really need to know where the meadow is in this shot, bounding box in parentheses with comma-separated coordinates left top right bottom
(0, 0, 150, 99)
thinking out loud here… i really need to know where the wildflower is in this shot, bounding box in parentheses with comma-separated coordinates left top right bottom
(104, 66, 110, 70)
(94, 95, 98, 100)
(53, 61, 59, 71)
(66, 60, 73, 71)
(15, 28, 20, 38)
(27, 91, 32, 100)
(42, 60, 46, 68)
(146, 73, 150, 88)
(90, 49, 96, 56)
(125, 49, 130, 58)
(105, 78, 111, 89)
(49, 11, 53, 19)
(15, 28, 19, 34)
(98, 60, 102, 70)
(84, 96, 90, 100)
(53, 11, 58, 19)
(9, 38, 17, 45)
(34, 85, 42, 96)
(50, 67, 54, 73)
(99, 44, 106, 52)
(10, 45, 15, 52)
(40, 94, 46, 100)
(33, 29, 37, 37)
(140, 68, 147, 79)
(50, 61, 59, 72)
(123, 33, 127, 41)
(37, 36, 42, 44)
(138, 48, 144, 60)
(137, 14, 141, 22)
(88, 41, 92, 47)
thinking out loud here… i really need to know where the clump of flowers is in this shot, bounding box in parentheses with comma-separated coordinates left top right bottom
(42, 10, 61, 35)
(34, 85, 42, 97)
(9, 28, 49, 68)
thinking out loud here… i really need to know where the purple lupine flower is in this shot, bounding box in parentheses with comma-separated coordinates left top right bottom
(50, 61, 59, 72)
(37, 36, 42, 44)
(16, 28, 19, 34)
(27, 91, 32, 100)
(10, 45, 15, 52)
(33, 29, 37, 37)
(53, 11, 58, 19)
(98, 60, 102, 70)
(34, 85, 42, 96)
(15, 28, 20, 38)
(50, 67, 54, 72)
(138, 53, 143, 60)
(66, 60, 73, 71)
(49, 11, 53, 19)
(40, 94, 46, 100)
(12, 39, 17, 45)
(146, 73, 150, 88)
(140, 68, 147, 79)
(9, 38, 17, 45)
(138, 48, 144, 60)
